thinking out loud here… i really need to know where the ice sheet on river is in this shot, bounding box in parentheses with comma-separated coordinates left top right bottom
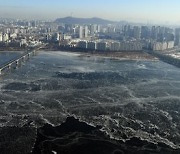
(0, 51, 180, 151)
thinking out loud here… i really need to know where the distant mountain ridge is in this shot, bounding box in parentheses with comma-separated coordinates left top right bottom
(55, 16, 116, 24)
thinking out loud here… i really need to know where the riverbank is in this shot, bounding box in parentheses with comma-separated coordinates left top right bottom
(79, 51, 158, 61)
(42, 46, 158, 61)
(0, 47, 27, 51)
(0, 45, 158, 61)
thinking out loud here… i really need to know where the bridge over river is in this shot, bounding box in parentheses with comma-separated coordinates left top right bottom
(0, 50, 37, 75)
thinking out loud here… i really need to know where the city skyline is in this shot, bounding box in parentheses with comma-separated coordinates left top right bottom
(0, 0, 180, 24)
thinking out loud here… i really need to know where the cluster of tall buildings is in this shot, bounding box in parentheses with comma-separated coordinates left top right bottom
(57, 23, 180, 51)
(2, 18, 180, 52)
(58, 24, 101, 39)
(150, 41, 174, 51)
(0, 20, 48, 48)
(66, 24, 180, 51)
(120, 25, 174, 42)
(77, 40, 142, 51)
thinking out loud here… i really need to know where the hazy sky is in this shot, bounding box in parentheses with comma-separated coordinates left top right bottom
(0, 0, 180, 24)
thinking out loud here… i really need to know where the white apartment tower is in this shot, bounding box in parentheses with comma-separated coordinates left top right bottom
(79, 26, 88, 38)
(0, 33, 2, 42)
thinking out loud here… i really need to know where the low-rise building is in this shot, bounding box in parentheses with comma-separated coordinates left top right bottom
(10, 33, 17, 39)
(20, 39, 27, 46)
(63, 35, 72, 40)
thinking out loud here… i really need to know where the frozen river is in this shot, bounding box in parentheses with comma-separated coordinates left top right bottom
(0, 51, 180, 148)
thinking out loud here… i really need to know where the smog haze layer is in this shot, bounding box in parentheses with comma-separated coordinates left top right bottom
(0, 0, 180, 24)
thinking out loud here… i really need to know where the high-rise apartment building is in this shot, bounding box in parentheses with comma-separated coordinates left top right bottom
(151, 26, 158, 40)
(87, 41, 97, 50)
(0, 33, 2, 42)
(89, 24, 97, 36)
(141, 26, 150, 39)
(133, 26, 141, 39)
(110, 42, 120, 51)
(79, 26, 88, 38)
(175, 28, 180, 46)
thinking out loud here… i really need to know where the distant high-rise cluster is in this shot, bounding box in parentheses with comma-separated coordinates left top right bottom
(59, 23, 178, 52)
(0, 18, 179, 52)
